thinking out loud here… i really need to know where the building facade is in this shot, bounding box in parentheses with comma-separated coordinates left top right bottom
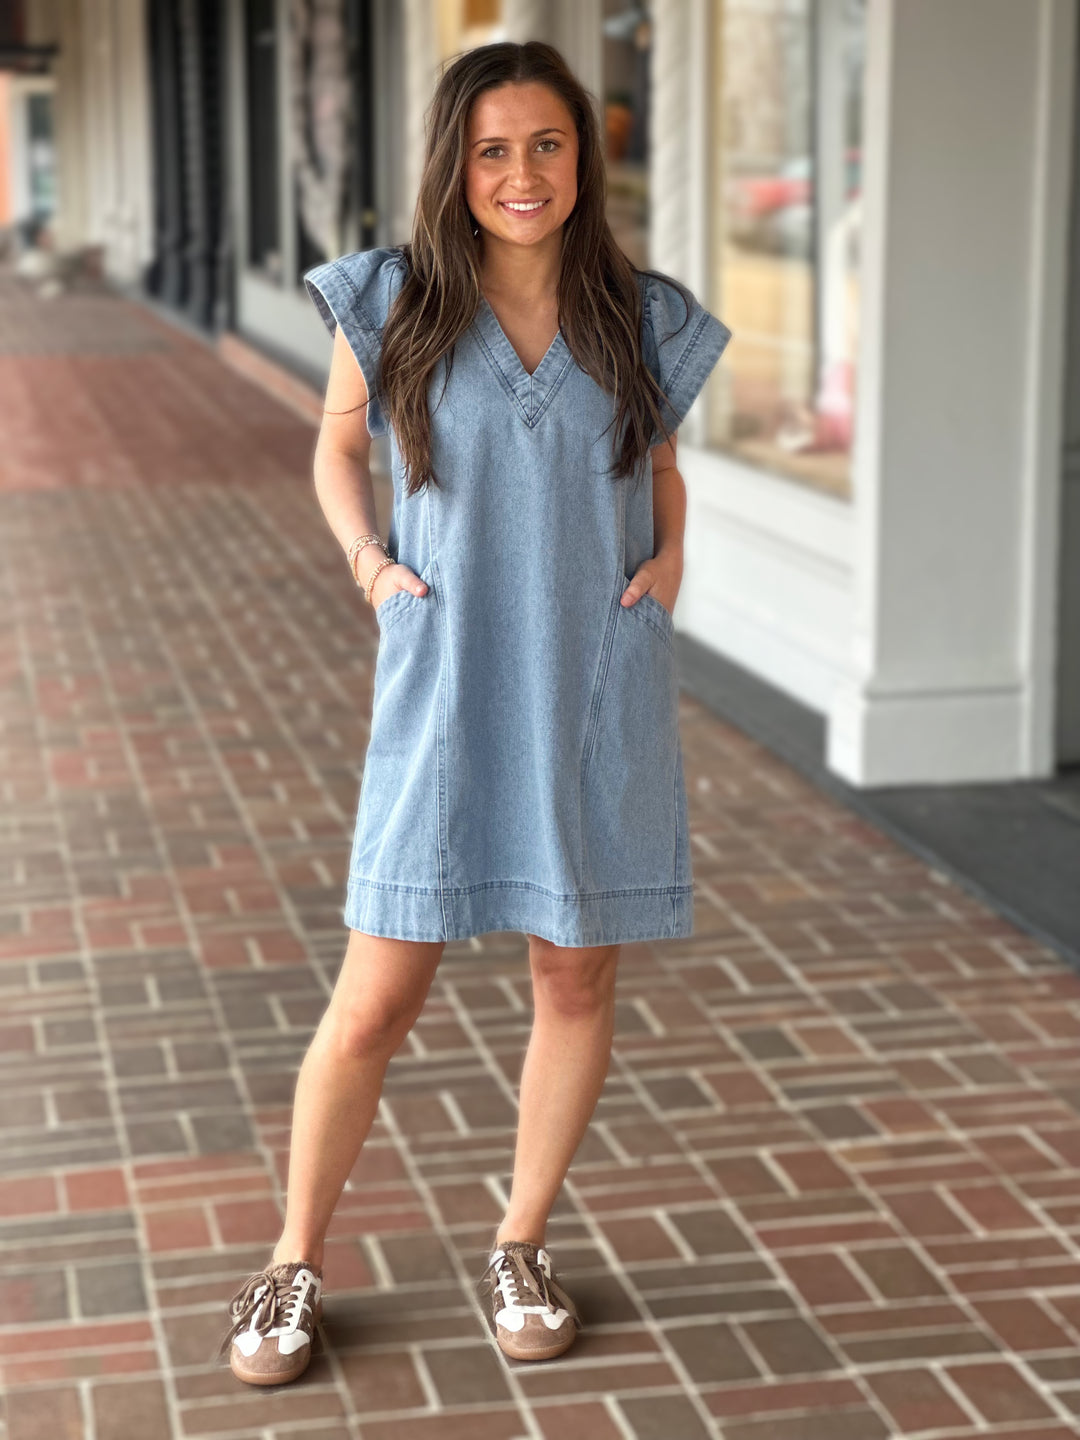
(12, 0, 1080, 794)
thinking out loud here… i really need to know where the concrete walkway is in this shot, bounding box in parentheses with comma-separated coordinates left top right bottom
(2, 272, 1080, 1440)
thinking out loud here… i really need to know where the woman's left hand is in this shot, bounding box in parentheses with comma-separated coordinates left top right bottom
(620, 548, 683, 619)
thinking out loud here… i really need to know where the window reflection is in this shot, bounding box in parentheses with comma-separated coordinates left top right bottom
(602, 2, 651, 267)
(709, 0, 865, 500)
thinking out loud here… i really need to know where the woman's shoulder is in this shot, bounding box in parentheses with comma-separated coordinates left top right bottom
(632, 266, 733, 440)
(636, 267, 699, 344)
(303, 246, 409, 335)
(328, 245, 409, 296)
(635, 266, 731, 365)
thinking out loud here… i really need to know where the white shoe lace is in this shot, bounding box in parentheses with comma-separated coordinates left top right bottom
(218, 1264, 318, 1357)
(489, 1247, 556, 1313)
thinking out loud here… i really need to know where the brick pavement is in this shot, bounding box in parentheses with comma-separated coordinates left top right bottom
(2, 273, 1080, 1439)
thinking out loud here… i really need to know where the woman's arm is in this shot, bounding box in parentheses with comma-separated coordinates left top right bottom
(619, 432, 685, 614)
(311, 327, 426, 602)
(650, 432, 684, 561)
(313, 326, 379, 578)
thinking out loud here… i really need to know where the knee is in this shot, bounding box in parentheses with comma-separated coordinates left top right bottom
(530, 944, 618, 1018)
(322, 994, 418, 1058)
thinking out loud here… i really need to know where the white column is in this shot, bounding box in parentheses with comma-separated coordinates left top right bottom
(114, 0, 153, 278)
(649, 0, 692, 281)
(84, 0, 116, 256)
(399, 0, 439, 244)
(26, 0, 165, 289)
(51, 0, 87, 251)
(649, 0, 711, 431)
(502, 0, 552, 43)
(828, 0, 1075, 784)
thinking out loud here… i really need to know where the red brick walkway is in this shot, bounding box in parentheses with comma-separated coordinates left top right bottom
(2, 273, 1080, 1440)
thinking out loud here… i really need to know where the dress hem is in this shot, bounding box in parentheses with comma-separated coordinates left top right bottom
(342, 875, 694, 946)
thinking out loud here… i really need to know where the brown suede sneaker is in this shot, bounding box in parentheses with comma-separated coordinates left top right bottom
(218, 1260, 323, 1385)
(477, 1240, 581, 1361)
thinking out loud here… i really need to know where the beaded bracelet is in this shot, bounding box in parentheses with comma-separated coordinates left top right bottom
(364, 555, 396, 605)
(347, 531, 386, 571)
(347, 532, 393, 593)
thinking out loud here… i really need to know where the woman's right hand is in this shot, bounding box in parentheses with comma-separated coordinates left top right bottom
(369, 562, 429, 611)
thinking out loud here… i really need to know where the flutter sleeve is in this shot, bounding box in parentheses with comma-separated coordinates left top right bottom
(303, 246, 408, 438)
(641, 270, 732, 447)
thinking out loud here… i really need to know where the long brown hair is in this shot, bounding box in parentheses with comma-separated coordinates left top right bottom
(379, 40, 689, 496)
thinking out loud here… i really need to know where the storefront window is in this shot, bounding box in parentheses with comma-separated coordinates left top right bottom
(26, 91, 57, 223)
(708, 0, 865, 500)
(602, 2, 651, 267)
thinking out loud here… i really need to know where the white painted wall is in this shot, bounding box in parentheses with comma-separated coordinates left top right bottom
(651, 0, 859, 725)
(1056, 4, 1080, 766)
(830, 0, 1074, 784)
(653, 0, 1075, 787)
(27, 0, 153, 280)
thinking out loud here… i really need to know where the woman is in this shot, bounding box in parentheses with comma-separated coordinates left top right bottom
(219, 38, 730, 1385)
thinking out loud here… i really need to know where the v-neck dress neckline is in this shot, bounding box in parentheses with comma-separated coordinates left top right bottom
(470, 293, 574, 428)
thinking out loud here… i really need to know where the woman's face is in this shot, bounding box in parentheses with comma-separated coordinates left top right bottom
(464, 82, 579, 253)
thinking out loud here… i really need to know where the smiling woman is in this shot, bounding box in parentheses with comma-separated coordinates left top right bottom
(298, 29, 726, 1334)
(316, 56, 716, 939)
(463, 81, 579, 371)
(220, 37, 731, 1389)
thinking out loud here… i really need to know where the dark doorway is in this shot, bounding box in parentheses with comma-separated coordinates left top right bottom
(146, 0, 231, 331)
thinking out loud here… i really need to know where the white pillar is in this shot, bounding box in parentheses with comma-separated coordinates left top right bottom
(829, 0, 1074, 784)
(399, 0, 439, 244)
(49, 0, 150, 281)
(502, 1, 605, 126)
(649, 0, 692, 280)
(83, 0, 116, 258)
(53, 0, 87, 251)
(502, 1, 552, 43)
(116, 0, 153, 276)
(23, 0, 87, 253)
(649, 0, 712, 434)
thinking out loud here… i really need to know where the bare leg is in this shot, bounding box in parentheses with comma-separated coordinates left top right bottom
(271, 930, 444, 1271)
(494, 937, 619, 1249)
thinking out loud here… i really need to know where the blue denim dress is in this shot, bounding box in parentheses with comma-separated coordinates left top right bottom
(304, 247, 731, 946)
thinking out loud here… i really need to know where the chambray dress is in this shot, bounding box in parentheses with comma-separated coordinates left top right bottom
(304, 247, 731, 946)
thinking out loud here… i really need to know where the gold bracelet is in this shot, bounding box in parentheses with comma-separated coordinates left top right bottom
(348, 536, 391, 587)
(348, 532, 385, 564)
(353, 549, 395, 590)
(351, 547, 383, 586)
(364, 555, 396, 604)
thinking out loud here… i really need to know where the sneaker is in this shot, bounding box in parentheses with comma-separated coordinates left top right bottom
(218, 1260, 323, 1385)
(477, 1239, 581, 1361)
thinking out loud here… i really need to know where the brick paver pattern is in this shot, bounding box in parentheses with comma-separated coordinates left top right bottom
(2, 275, 1080, 1440)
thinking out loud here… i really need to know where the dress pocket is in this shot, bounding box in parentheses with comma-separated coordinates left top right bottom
(350, 561, 443, 888)
(373, 561, 434, 633)
(580, 582, 681, 895)
(625, 590, 674, 649)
